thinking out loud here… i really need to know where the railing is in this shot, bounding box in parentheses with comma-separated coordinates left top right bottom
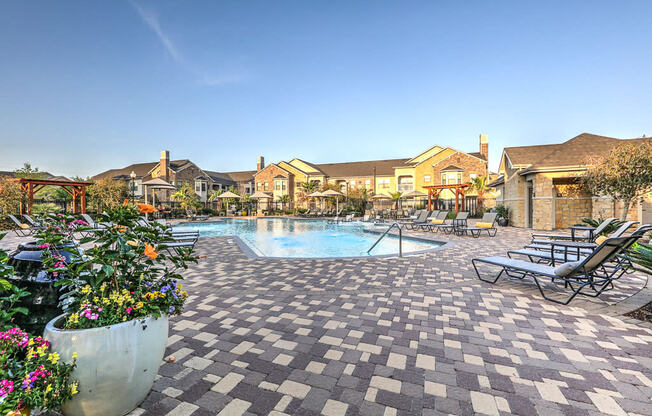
(367, 222, 402, 257)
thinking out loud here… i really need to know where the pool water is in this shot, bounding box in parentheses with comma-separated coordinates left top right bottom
(173, 218, 442, 258)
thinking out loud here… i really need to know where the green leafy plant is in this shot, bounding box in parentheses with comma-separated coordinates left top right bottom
(173, 183, 202, 215)
(37, 204, 197, 330)
(495, 205, 509, 219)
(0, 327, 78, 414)
(581, 218, 625, 236)
(625, 242, 652, 275)
(0, 234, 30, 330)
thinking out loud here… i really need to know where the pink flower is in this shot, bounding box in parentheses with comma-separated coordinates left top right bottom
(126, 307, 133, 315)
(37, 243, 50, 249)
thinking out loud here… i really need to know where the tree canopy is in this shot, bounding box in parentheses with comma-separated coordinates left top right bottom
(581, 141, 652, 220)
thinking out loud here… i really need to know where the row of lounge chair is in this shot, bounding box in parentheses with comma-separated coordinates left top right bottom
(5, 214, 199, 255)
(396, 210, 498, 237)
(473, 219, 651, 304)
(299, 209, 344, 218)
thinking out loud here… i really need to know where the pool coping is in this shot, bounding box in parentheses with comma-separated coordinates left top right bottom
(176, 218, 453, 260)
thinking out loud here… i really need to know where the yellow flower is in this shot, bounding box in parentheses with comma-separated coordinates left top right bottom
(46, 384, 53, 394)
(134, 301, 144, 310)
(81, 285, 92, 294)
(72, 352, 78, 359)
(126, 240, 138, 246)
(71, 382, 79, 395)
(48, 352, 60, 364)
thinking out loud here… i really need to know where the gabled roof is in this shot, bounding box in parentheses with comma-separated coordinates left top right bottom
(467, 151, 486, 161)
(92, 159, 188, 181)
(440, 165, 463, 171)
(287, 158, 326, 175)
(503, 133, 651, 174)
(315, 158, 410, 178)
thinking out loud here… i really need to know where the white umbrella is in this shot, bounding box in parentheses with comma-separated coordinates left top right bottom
(214, 191, 241, 213)
(307, 191, 324, 210)
(250, 191, 272, 213)
(322, 189, 345, 214)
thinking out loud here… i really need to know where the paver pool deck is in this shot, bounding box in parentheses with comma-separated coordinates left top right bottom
(3, 224, 651, 416)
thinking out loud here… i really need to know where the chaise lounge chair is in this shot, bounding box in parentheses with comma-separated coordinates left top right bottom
(432, 211, 469, 234)
(400, 210, 430, 229)
(531, 217, 617, 242)
(462, 213, 498, 237)
(7, 214, 41, 237)
(473, 236, 634, 304)
(422, 211, 450, 232)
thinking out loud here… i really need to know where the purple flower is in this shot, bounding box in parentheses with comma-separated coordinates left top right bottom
(168, 306, 175, 314)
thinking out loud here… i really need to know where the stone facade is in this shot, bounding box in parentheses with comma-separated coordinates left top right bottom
(254, 164, 294, 199)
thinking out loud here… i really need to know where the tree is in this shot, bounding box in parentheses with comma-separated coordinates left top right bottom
(297, 180, 320, 207)
(390, 191, 402, 210)
(87, 178, 128, 213)
(171, 183, 201, 214)
(277, 194, 291, 210)
(14, 162, 47, 179)
(0, 176, 22, 215)
(581, 141, 652, 220)
(470, 175, 491, 213)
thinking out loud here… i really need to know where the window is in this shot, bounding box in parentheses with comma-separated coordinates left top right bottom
(378, 178, 390, 189)
(350, 180, 356, 186)
(424, 175, 431, 183)
(201, 182, 206, 192)
(365, 179, 371, 187)
(264, 182, 269, 191)
(195, 182, 201, 192)
(257, 183, 262, 191)
(441, 172, 462, 185)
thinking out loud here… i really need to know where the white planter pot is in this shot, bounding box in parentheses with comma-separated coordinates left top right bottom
(44, 314, 169, 416)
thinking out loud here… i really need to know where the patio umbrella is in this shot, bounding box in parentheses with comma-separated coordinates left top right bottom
(372, 193, 391, 210)
(215, 191, 241, 213)
(307, 191, 324, 210)
(142, 178, 176, 219)
(322, 189, 345, 213)
(250, 191, 272, 213)
(402, 190, 427, 209)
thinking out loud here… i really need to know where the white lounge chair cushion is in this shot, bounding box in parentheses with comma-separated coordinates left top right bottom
(554, 260, 582, 277)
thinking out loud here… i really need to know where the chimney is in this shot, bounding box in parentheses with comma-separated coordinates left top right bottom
(479, 134, 488, 162)
(160, 150, 170, 182)
(257, 156, 265, 172)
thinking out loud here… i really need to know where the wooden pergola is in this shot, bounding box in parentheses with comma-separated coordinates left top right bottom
(10, 178, 92, 215)
(423, 183, 470, 212)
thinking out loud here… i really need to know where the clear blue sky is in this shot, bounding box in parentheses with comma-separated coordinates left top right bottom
(1, 1, 650, 177)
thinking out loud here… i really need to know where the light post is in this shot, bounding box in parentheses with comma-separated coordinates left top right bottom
(129, 170, 137, 204)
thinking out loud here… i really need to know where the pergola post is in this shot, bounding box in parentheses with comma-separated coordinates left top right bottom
(455, 189, 459, 212)
(27, 183, 34, 215)
(81, 185, 87, 214)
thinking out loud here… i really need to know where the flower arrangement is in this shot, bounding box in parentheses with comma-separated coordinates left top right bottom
(0, 234, 29, 330)
(0, 327, 78, 414)
(38, 202, 196, 330)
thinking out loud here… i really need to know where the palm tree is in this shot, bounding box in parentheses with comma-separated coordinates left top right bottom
(171, 183, 201, 214)
(278, 194, 291, 210)
(470, 176, 491, 214)
(390, 191, 402, 210)
(298, 180, 319, 208)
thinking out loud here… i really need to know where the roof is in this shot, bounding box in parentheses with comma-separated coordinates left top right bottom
(504, 133, 651, 174)
(488, 175, 505, 187)
(440, 165, 464, 171)
(222, 170, 256, 182)
(314, 158, 410, 178)
(468, 151, 487, 160)
(92, 159, 191, 181)
(0, 171, 68, 181)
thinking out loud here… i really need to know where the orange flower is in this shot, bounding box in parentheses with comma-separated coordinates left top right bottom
(114, 225, 127, 232)
(144, 244, 158, 260)
(123, 199, 129, 206)
(138, 203, 156, 214)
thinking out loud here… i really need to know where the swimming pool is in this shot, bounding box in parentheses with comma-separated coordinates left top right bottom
(173, 218, 443, 258)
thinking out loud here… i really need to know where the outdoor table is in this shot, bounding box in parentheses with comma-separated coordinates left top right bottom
(531, 239, 597, 266)
(568, 225, 595, 241)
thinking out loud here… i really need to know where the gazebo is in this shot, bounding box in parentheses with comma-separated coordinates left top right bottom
(423, 183, 470, 212)
(11, 177, 92, 215)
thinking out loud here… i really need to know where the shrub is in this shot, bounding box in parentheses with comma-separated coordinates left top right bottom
(32, 203, 62, 216)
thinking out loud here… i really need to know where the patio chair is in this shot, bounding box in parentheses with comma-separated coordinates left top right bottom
(462, 213, 498, 237)
(418, 210, 449, 231)
(532, 217, 617, 242)
(472, 236, 634, 305)
(510, 223, 650, 272)
(523, 221, 640, 256)
(7, 214, 40, 237)
(159, 240, 197, 255)
(432, 212, 469, 234)
(81, 214, 107, 229)
(401, 210, 430, 229)
(23, 214, 42, 228)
